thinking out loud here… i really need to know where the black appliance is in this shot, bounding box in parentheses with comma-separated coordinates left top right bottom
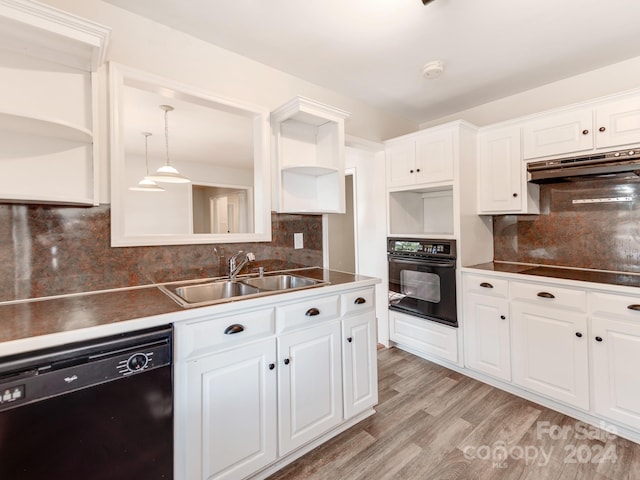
(527, 147, 640, 183)
(388, 238, 457, 327)
(0, 326, 173, 480)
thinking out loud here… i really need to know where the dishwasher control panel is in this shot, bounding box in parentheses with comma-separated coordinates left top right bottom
(1, 385, 24, 405)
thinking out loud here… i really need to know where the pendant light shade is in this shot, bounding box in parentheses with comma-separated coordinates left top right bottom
(147, 104, 190, 184)
(129, 132, 165, 192)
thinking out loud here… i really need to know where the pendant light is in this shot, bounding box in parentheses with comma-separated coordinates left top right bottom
(129, 132, 165, 192)
(147, 104, 190, 183)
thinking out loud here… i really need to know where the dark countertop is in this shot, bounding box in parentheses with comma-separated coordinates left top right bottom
(0, 268, 376, 352)
(466, 262, 640, 289)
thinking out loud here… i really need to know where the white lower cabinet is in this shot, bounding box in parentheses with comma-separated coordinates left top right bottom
(463, 290, 511, 381)
(278, 321, 343, 455)
(175, 285, 378, 480)
(511, 301, 589, 410)
(342, 312, 378, 419)
(462, 270, 640, 441)
(185, 339, 278, 480)
(389, 310, 458, 363)
(590, 292, 640, 430)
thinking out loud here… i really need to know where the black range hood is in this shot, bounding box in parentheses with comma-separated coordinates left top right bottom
(527, 148, 640, 183)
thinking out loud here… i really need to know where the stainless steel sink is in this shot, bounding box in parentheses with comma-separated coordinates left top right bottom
(241, 274, 322, 291)
(160, 281, 261, 307)
(159, 273, 328, 308)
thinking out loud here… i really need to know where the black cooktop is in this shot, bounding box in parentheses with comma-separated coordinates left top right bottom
(519, 266, 640, 288)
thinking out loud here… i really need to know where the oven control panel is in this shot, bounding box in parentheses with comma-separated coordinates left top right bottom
(388, 238, 455, 258)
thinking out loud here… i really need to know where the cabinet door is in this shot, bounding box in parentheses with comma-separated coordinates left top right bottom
(415, 129, 454, 184)
(464, 292, 511, 381)
(591, 316, 640, 430)
(278, 321, 343, 455)
(595, 96, 640, 149)
(478, 126, 527, 213)
(386, 141, 416, 187)
(511, 302, 589, 409)
(342, 312, 378, 419)
(522, 108, 593, 159)
(184, 339, 277, 480)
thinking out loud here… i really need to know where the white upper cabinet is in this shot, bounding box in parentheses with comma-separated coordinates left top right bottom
(595, 95, 640, 149)
(271, 96, 350, 214)
(0, 0, 109, 205)
(523, 91, 640, 160)
(522, 107, 593, 160)
(386, 128, 454, 188)
(478, 125, 539, 214)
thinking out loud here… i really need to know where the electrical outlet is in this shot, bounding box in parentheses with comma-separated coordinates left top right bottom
(294, 232, 304, 249)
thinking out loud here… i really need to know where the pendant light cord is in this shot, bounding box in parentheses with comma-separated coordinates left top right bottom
(144, 132, 151, 174)
(163, 106, 171, 167)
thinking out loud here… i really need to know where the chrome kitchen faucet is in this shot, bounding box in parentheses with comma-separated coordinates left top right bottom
(228, 251, 255, 279)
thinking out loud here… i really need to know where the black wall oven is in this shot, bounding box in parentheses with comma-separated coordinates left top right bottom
(388, 238, 457, 327)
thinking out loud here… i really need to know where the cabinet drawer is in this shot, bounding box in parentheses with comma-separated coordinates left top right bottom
(177, 308, 276, 359)
(278, 294, 340, 332)
(511, 281, 586, 312)
(341, 287, 375, 315)
(463, 274, 509, 298)
(590, 291, 640, 322)
(389, 311, 458, 363)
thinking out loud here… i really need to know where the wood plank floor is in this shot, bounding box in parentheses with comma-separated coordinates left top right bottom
(267, 347, 640, 480)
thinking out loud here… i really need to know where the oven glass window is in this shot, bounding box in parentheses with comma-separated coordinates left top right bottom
(400, 270, 441, 303)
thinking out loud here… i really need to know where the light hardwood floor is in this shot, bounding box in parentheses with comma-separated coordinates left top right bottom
(268, 347, 640, 480)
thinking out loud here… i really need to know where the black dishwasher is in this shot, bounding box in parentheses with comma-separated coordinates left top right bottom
(0, 325, 173, 479)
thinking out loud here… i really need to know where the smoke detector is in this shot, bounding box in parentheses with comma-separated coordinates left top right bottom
(422, 60, 444, 79)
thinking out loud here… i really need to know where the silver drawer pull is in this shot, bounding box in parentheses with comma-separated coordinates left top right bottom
(224, 324, 244, 335)
(627, 304, 640, 312)
(537, 292, 555, 299)
(480, 282, 493, 289)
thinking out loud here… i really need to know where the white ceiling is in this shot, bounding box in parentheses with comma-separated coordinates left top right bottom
(104, 0, 640, 124)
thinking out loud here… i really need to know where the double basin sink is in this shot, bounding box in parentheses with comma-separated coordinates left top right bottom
(160, 273, 328, 308)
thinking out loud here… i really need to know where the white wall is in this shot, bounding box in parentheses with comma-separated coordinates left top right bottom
(38, 0, 418, 204)
(420, 55, 640, 129)
(344, 144, 389, 346)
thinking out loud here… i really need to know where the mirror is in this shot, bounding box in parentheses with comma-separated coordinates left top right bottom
(109, 63, 271, 246)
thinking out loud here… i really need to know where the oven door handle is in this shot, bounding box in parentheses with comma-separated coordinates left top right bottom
(388, 257, 456, 268)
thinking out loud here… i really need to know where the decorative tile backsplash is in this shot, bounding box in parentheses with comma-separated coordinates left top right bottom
(493, 179, 640, 273)
(0, 204, 323, 302)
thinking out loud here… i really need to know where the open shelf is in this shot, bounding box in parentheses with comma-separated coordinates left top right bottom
(281, 165, 339, 176)
(271, 96, 350, 214)
(0, 111, 92, 143)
